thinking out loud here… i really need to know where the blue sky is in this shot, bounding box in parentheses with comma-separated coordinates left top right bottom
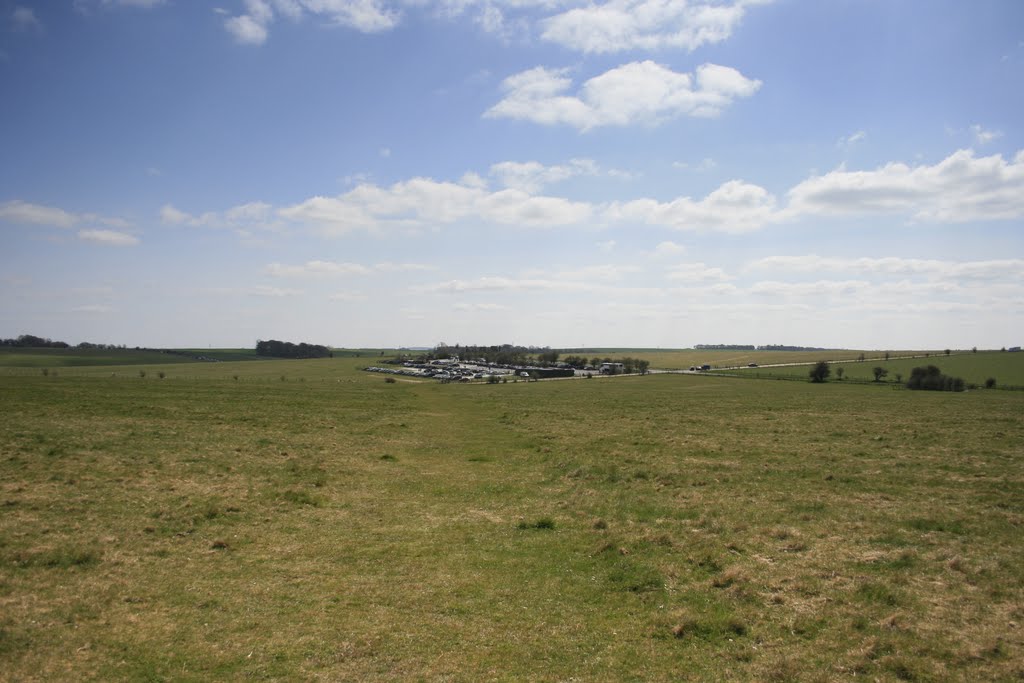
(1, 0, 1022, 349)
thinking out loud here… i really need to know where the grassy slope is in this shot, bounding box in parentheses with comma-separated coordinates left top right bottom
(726, 351, 1024, 387)
(1, 359, 1022, 681)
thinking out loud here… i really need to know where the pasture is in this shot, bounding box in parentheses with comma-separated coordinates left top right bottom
(726, 351, 1024, 388)
(1, 355, 1022, 680)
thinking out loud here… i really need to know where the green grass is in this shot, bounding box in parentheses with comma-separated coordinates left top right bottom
(724, 350, 1024, 387)
(1, 357, 1022, 680)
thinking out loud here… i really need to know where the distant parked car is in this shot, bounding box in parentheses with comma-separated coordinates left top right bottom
(701, 364, 711, 371)
(748, 363, 758, 367)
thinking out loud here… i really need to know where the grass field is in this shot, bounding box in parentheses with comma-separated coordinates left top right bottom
(724, 351, 1024, 388)
(1, 355, 1022, 680)
(565, 349, 934, 370)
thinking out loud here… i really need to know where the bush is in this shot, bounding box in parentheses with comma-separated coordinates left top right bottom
(809, 361, 830, 383)
(906, 365, 965, 392)
(872, 366, 888, 382)
(384, 377, 396, 383)
(985, 377, 996, 389)
(139, 370, 146, 378)
(157, 371, 165, 379)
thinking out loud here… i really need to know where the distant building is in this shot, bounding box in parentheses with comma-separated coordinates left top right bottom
(599, 362, 624, 374)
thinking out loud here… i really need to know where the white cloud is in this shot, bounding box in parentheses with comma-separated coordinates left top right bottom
(652, 240, 686, 257)
(72, 304, 113, 314)
(279, 176, 592, 234)
(785, 148, 1024, 222)
(0, 200, 130, 230)
(374, 261, 437, 272)
(489, 158, 599, 193)
(224, 0, 398, 44)
(329, 291, 365, 301)
(77, 229, 140, 246)
(750, 255, 1024, 281)
(970, 124, 1003, 146)
(161, 201, 280, 231)
(486, 61, 761, 131)
(596, 239, 616, 252)
(266, 260, 371, 277)
(415, 275, 662, 297)
(673, 157, 716, 171)
(607, 179, 776, 232)
(266, 260, 437, 277)
(453, 302, 510, 311)
(249, 285, 303, 297)
(554, 264, 641, 281)
(837, 130, 866, 147)
(665, 262, 731, 282)
(540, 0, 765, 54)
(0, 200, 78, 228)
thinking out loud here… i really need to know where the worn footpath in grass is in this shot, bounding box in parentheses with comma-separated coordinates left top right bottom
(1, 360, 1022, 680)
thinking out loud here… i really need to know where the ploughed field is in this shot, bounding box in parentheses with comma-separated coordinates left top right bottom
(1, 357, 1022, 680)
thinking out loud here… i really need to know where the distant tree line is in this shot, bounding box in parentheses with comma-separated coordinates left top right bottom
(1, 334, 70, 348)
(696, 344, 834, 351)
(415, 343, 539, 366)
(255, 339, 332, 359)
(695, 344, 756, 350)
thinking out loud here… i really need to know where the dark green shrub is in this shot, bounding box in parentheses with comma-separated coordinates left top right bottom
(906, 365, 964, 392)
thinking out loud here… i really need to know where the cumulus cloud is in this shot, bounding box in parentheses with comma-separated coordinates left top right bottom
(224, 0, 398, 44)
(486, 61, 761, 130)
(279, 176, 592, 234)
(652, 240, 686, 257)
(77, 229, 140, 246)
(540, 0, 765, 53)
(489, 158, 599, 193)
(607, 179, 776, 232)
(785, 149, 1024, 222)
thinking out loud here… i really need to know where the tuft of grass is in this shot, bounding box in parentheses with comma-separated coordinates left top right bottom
(517, 517, 556, 530)
(279, 489, 322, 507)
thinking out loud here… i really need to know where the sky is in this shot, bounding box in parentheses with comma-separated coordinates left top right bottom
(1, 0, 1022, 350)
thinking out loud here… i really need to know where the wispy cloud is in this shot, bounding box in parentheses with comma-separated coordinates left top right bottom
(11, 6, 42, 31)
(77, 229, 140, 246)
(0, 200, 131, 230)
(837, 130, 866, 147)
(224, 0, 399, 45)
(970, 124, 1003, 146)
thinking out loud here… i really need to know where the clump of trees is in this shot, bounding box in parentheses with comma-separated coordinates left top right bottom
(809, 361, 830, 383)
(872, 367, 889, 382)
(256, 339, 331, 359)
(1, 334, 69, 348)
(906, 365, 965, 392)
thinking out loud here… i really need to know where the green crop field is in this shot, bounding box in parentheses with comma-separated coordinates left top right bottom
(1, 357, 1022, 681)
(724, 351, 1024, 388)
